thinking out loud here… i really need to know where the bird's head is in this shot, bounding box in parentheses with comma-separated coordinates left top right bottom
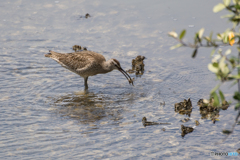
(110, 59, 134, 86)
(110, 59, 122, 70)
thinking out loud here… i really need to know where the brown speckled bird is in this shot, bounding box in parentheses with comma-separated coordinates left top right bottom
(45, 50, 133, 89)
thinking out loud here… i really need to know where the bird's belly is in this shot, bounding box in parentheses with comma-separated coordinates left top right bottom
(83, 69, 109, 77)
(62, 64, 109, 77)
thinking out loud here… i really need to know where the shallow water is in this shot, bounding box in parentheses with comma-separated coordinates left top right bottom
(1, 0, 240, 159)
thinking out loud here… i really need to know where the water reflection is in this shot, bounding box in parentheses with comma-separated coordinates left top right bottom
(49, 90, 135, 124)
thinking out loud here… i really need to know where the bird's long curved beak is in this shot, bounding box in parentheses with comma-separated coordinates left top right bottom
(118, 67, 134, 86)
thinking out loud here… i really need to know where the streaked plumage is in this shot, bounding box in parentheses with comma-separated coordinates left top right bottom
(45, 50, 133, 89)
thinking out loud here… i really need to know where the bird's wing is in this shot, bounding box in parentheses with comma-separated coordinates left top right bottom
(57, 52, 96, 71)
(75, 62, 95, 75)
(47, 51, 106, 76)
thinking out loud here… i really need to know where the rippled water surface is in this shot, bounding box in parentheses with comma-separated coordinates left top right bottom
(1, 0, 240, 159)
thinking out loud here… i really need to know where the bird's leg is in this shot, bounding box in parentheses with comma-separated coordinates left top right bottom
(84, 77, 88, 90)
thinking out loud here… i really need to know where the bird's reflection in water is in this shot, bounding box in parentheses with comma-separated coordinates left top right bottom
(51, 90, 134, 125)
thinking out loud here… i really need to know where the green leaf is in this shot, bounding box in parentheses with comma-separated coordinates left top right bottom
(219, 57, 225, 69)
(204, 36, 210, 42)
(229, 74, 240, 79)
(229, 57, 236, 67)
(213, 3, 226, 13)
(170, 43, 182, 50)
(216, 74, 222, 80)
(217, 33, 223, 40)
(212, 91, 220, 106)
(198, 28, 205, 39)
(225, 49, 231, 55)
(192, 48, 197, 58)
(179, 30, 186, 40)
(230, 35, 239, 41)
(212, 55, 221, 62)
(210, 84, 221, 94)
(219, 89, 225, 102)
(233, 91, 240, 101)
(235, 103, 240, 110)
(221, 14, 234, 18)
(235, 4, 240, 9)
(223, 31, 229, 43)
(168, 31, 178, 38)
(194, 33, 201, 44)
(219, 56, 229, 75)
(209, 31, 213, 41)
(223, 0, 231, 6)
(223, 66, 230, 75)
(208, 63, 219, 73)
(213, 62, 219, 68)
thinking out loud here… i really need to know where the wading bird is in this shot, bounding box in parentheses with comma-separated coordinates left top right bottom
(45, 50, 133, 89)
